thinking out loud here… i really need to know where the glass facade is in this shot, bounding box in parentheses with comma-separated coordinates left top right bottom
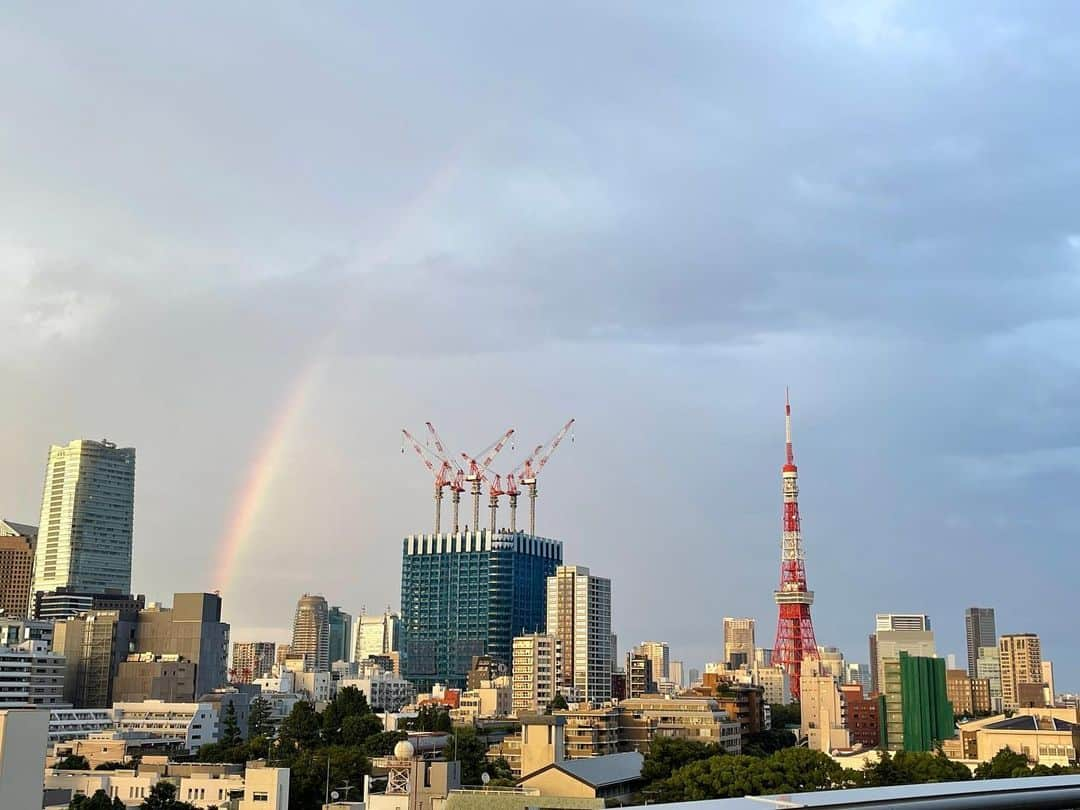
(401, 530, 561, 690)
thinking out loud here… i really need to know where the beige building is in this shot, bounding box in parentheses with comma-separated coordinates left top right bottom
(291, 594, 330, 673)
(723, 618, 755, 669)
(949, 709, 1078, 767)
(0, 708, 48, 810)
(754, 665, 790, 705)
(512, 634, 562, 716)
(976, 646, 1003, 709)
(870, 615, 935, 695)
(546, 566, 612, 703)
(518, 752, 644, 802)
(799, 658, 851, 753)
(619, 696, 741, 753)
(369, 741, 461, 810)
(999, 634, 1043, 709)
(454, 678, 512, 722)
(636, 641, 669, 684)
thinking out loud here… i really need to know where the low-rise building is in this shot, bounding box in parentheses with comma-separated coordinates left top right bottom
(113, 654, 197, 703)
(839, 684, 881, 749)
(453, 678, 512, 722)
(112, 700, 218, 752)
(47, 708, 115, 743)
(340, 667, 415, 711)
(949, 710, 1078, 767)
(619, 696, 741, 754)
(518, 751, 644, 801)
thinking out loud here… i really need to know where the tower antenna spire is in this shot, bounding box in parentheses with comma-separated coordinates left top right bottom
(772, 389, 819, 700)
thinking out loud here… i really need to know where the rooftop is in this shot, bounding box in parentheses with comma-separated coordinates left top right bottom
(526, 752, 644, 788)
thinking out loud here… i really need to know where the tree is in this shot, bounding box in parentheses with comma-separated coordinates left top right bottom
(69, 790, 125, 810)
(490, 757, 514, 782)
(341, 713, 384, 746)
(140, 781, 198, 810)
(219, 701, 242, 748)
(323, 686, 373, 744)
(545, 693, 569, 714)
(278, 701, 322, 751)
(56, 754, 91, 770)
(975, 746, 1031, 779)
(769, 703, 801, 729)
(287, 746, 370, 809)
(453, 726, 490, 785)
(857, 750, 970, 787)
(94, 761, 128, 771)
(656, 748, 843, 802)
(742, 729, 797, 757)
(247, 696, 273, 740)
(409, 703, 452, 732)
(641, 736, 723, 783)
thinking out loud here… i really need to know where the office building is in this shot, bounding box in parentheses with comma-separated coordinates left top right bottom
(1043, 661, 1056, 706)
(355, 608, 401, 662)
(401, 530, 561, 689)
(839, 683, 880, 748)
(33, 589, 144, 622)
(754, 665, 790, 705)
(876, 614, 931, 632)
(999, 633, 1043, 710)
(0, 708, 48, 810)
(0, 521, 35, 618)
(134, 593, 229, 697)
(546, 565, 612, 703)
(844, 662, 872, 696)
(112, 700, 218, 752)
(870, 614, 935, 695)
(231, 641, 276, 683)
(31, 439, 136, 599)
(945, 669, 992, 716)
(512, 633, 562, 716)
(0, 641, 65, 707)
(113, 655, 197, 703)
(637, 641, 669, 684)
(817, 646, 845, 681)
(723, 618, 755, 670)
(290, 594, 330, 672)
(800, 658, 851, 753)
(53, 610, 136, 708)
(0, 617, 54, 648)
(881, 652, 954, 751)
(328, 606, 352, 664)
(669, 660, 685, 689)
(964, 607, 996, 678)
(976, 646, 1002, 710)
(339, 666, 416, 711)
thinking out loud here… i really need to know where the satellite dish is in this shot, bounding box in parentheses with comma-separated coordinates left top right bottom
(481, 772, 490, 785)
(331, 791, 340, 800)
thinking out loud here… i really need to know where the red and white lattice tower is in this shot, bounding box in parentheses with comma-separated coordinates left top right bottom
(772, 390, 819, 701)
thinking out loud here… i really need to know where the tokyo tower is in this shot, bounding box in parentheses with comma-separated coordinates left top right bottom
(772, 390, 818, 701)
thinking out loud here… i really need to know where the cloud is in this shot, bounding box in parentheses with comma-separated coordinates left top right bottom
(2, 2, 1080, 685)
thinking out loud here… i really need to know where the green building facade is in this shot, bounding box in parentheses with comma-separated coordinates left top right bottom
(890, 652, 954, 751)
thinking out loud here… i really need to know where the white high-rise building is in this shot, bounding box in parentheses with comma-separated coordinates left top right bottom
(31, 440, 136, 599)
(291, 595, 330, 673)
(353, 609, 400, 662)
(546, 565, 612, 703)
(512, 633, 562, 715)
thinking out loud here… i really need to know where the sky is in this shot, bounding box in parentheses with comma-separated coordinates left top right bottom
(3, 2, 1080, 688)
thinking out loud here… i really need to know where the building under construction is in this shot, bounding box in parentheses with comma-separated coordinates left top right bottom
(398, 421, 574, 690)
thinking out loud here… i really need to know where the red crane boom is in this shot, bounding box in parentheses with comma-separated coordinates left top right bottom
(520, 418, 575, 535)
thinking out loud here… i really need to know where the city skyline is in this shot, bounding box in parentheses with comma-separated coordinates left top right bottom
(3, 3, 1080, 690)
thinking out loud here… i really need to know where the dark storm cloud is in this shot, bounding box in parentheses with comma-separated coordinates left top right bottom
(2, 2, 1080, 682)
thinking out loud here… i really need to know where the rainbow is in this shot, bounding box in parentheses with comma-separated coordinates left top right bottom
(212, 149, 467, 596)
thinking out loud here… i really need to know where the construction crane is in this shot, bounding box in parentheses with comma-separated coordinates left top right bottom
(520, 418, 575, 535)
(489, 444, 543, 533)
(460, 428, 515, 533)
(425, 422, 467, 533)
(401, 429, 454, 534)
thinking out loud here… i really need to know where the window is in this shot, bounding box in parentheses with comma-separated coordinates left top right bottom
(252, 791, 269, 801)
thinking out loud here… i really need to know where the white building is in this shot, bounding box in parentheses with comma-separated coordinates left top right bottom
(48, 708, 115, 743)
(0, 708, 48, 810)
(754, 665, 790, 705)
(340, 668, 416, 711)
(512, 634, 562, 716)
(354, 609, 400, 662)
(0, 640, 66, 706)
(31, 439, 136, 598)
(112, 700, 218, 752)
(546, 565, 612, 703)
